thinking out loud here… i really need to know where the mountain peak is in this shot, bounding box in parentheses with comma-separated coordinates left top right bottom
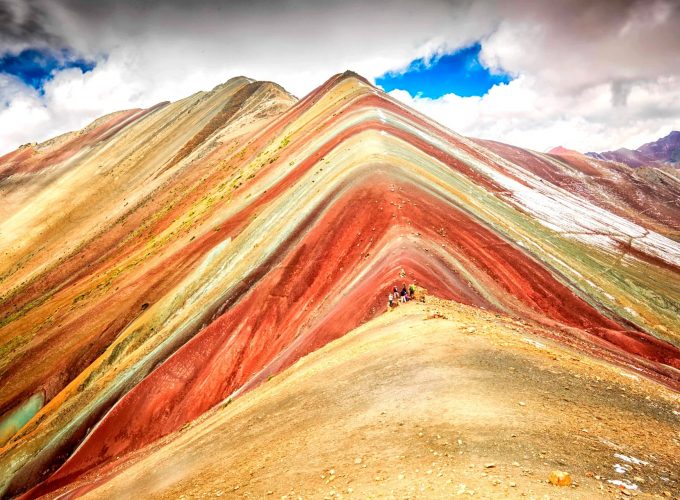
(326, 70, 374, 91)
(210, 76, 255, 92)
(338, 69, 371, 83)
(547, 145, 581, 156)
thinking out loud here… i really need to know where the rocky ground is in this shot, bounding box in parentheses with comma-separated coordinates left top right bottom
(46, 295, 679, 499)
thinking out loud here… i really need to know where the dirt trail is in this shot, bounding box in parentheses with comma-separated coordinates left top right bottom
(54, 297, 679, 499)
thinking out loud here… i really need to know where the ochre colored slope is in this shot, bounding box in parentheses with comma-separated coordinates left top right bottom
(43, 299, 680, 499)
(0, 77, 294, 405)
(1, 71, 679, 497)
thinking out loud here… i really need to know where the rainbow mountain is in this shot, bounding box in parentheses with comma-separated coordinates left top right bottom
(1, 72, 679, 498)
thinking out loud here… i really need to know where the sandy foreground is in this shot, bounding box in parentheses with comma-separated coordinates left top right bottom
(49, 297, 679, 499)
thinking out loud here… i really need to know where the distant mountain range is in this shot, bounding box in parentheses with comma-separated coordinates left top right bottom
(586, 130, 680, 167)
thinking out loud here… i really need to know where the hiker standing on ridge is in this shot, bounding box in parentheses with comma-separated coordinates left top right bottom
(388, 292, 394, 308)
(409, 284, 415, 299)
(400, 284, 408, 303)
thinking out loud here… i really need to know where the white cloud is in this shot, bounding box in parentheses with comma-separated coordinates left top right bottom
(388, 74, 680, 152)
(1, 0, 495, 154)
(0, 75, 49, 151)
(0, 0, 678, 155)
(382, 0, 680, 152)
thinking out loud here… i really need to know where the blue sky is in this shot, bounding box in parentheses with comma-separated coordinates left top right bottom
(375, 43, 512, 98)
(0, 49, 96, 94)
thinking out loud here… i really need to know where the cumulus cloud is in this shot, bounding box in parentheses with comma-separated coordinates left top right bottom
(0, 0, 679, 154)
(391, 74, 680, 152)
(0, 53, 146, 152)
(389, 0, 680, 151)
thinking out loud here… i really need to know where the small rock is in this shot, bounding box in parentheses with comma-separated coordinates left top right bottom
(510, 482, 517, 487)
(548, 470, 572, 486)
(398, 474, 405, 480)
(484, 463, 496, 468)
(518, 401, 526, 406)
(512, 462, 520, 467)
(354, 457, 362, 465)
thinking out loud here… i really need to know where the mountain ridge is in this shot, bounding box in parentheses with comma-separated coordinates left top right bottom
(586, 130, 680, 167)
(1, 70, 679, 498)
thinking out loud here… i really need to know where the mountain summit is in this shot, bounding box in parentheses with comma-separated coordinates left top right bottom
(546, 145, 581, 156)
(1, 72, 679, 498)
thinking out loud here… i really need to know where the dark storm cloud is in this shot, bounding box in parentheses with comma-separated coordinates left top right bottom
(483, 0, 680, 92)
(2, 0, 479, 57)
(0, 0, 64, 50)
(2, 0, 490, 99)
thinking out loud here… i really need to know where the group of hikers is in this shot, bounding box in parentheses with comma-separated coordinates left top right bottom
(388, 283, 415, 308)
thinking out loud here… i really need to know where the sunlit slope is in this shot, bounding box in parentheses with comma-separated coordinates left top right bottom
(0, 77, 297, 492)
(0, 71, 678, 497)
(49, 299, 680, 499)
